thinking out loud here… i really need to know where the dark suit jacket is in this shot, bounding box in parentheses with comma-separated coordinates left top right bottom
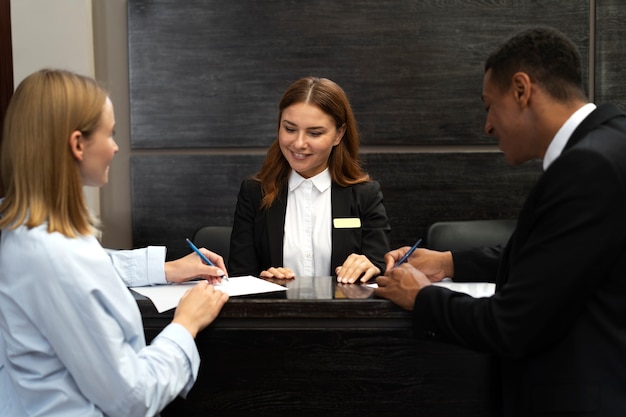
(414, 104, 626, 416)
(228, 178, 391, 277)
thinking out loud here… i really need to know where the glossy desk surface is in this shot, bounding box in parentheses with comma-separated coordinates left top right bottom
(135, 276, 496, 417)
(136, 276, 412, 327)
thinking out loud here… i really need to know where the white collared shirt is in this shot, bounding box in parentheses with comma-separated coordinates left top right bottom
(283, 169, 332, 276)
(543, 103, 597, 170)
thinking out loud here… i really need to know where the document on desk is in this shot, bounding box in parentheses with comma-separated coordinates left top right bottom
(431, 281, 495, 298)
(368, 281, 495, 298)
(131, 275, 287, 313)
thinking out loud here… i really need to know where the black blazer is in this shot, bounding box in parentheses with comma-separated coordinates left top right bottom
(228, 178, 391, 277)
(414, 104, 626, 416)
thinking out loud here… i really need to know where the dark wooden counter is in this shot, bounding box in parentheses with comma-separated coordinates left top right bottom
(136, 276, 496, 417)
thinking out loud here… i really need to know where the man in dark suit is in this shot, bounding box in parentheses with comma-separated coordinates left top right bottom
(375, 26, 626, 416)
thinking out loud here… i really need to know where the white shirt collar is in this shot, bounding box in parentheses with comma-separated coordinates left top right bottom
(288, 168, 332, 193)
(543, 103, 596, 170)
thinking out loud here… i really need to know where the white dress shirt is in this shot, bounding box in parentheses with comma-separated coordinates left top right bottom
(283, 169, 332, 276)
(0, 223, 199, 416)
(543, 103, 597, 170)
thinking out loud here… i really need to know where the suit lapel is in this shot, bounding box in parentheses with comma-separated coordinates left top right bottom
(266, 186, 288, 266)
(331, 185, 353, 269)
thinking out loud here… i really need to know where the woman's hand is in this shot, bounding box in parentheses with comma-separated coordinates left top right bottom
(259, 266, 295, 279)
(172, 281, 229, 338)
(165, 249, 228, 284)
(335, 253, 380, 284)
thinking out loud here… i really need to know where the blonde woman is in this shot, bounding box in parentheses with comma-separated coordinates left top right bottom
(0, 69, 228, 416)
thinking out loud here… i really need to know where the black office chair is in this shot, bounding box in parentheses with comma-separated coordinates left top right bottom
(191, 226, 233, 264)
(427, 219, 517, 251)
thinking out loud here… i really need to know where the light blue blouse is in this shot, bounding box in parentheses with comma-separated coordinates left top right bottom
(0, 223, 200, 416)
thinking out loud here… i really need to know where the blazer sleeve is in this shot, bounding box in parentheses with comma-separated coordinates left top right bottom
(359, 181, 391, 274)
(228, 179, 264, 276)
(331, 181, 390, 274)
(451, 245, 504, 283)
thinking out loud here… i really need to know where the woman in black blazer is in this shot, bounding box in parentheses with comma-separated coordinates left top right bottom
(229, 77, 390, 283)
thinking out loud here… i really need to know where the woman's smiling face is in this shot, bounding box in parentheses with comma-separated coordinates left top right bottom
(278, 102, 345, 178)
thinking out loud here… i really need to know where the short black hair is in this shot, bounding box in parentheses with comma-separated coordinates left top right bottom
(485, 26, 587, 102)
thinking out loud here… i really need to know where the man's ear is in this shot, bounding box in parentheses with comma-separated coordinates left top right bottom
(69, 130, 84, 161)
(512, 72, 532, 105)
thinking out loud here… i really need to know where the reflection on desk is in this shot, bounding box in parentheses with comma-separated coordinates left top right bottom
(263, 275, 375, 300)
(135, 276, 496, 417)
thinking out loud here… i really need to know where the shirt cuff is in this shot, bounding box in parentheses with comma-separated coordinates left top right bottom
(107, 246, 167, 287)
(157, 323, 200, 396)
(145, 246, 167, 285)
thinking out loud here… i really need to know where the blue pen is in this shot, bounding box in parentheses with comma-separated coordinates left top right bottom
(392, 238, 423, 269)
(185, 238, 228, 281)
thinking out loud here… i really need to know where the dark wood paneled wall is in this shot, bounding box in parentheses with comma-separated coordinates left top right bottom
(132, 153, 540, 260)
(128, 0, 589, 148)
(596, 0, 626, 109)
(127, 1, 622, 261)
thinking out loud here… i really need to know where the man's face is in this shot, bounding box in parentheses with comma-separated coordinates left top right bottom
(482, 69, 537, 166)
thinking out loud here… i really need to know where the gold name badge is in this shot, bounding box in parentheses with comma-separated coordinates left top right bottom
(333, 218, 362, 229)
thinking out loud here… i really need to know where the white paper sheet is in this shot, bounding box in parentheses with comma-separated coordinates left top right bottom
(368, 281, 495, 298)
(431, 281, 495, 298)
(131, 275, 287, 313)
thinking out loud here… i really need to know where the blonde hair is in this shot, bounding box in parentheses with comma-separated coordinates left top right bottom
(0, 69, 107, 237)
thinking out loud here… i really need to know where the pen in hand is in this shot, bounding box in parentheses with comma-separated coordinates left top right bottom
(392, 238, 423, 269)
(185, 238, 229, 281)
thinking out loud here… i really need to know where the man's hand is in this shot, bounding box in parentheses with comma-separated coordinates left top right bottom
(384, 247, 454, 282)
(374, 263, 432, 310)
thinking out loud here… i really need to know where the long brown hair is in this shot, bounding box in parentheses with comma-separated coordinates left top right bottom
(255, 77, 369, 208)
(0, 69, 107, 237)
